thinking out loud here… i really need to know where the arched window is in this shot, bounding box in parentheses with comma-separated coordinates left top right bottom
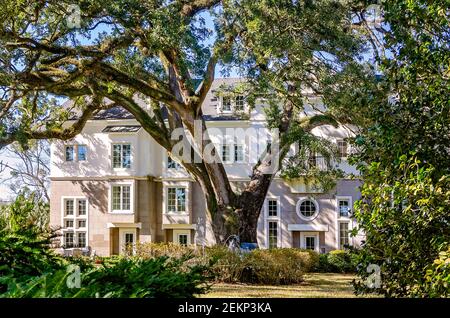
(296, 198, 319, 221)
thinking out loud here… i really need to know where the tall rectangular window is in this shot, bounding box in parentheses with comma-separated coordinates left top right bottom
(77, 232, 86, 248)
(64, 232, 74, 248)
(125, 233, 134, 245)
(268, 221, 278, 249)
(267, 199, 278, 217)
(167, 187, 186, 213)
(65, 146, 74, 162)
(78, 199, 87, 216)
(221, 144, 231, 162)
(234, 144, 244, 162)
(305, 236, 316, 250)
(337, 140, 348, 158)
(77, 145, 87, 161)
(338, 199, 350, 217)
(112, 185, 131, 211)
(112, 144, 131, 168)
(339, 222, 350, 249)
(222, 97, 232, 112)
(235, 95, 245, 111)
(65, 199, 74, 216)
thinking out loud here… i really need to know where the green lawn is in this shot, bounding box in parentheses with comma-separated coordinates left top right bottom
(201, 273, 378, 298)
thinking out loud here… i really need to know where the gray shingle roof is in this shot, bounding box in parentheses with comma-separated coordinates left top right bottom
(66, 78, 246, 121)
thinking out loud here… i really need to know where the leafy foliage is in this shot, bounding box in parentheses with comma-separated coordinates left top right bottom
(2, 256, 212, 298)
(314, 250, 358, 273)
(350, 0, 450, 297)
(0, 197, 212, 298)
(0, 194, 63, 292)
(422, 247, 450, 298)
(353, 157, 449, 296)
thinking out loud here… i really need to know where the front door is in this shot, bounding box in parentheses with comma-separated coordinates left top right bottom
(119, 228, 136, 255)
(300, 232, 319, 252)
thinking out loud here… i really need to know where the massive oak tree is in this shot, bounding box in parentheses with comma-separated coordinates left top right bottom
(0, 0, 374, 243)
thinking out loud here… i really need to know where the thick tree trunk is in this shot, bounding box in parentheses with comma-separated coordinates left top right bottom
(196, 174, 237, 244)
(237, 164, 275, 243)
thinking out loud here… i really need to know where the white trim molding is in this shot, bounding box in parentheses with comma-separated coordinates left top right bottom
(173, 229, 192, 245)
(60, 196, 89, 249)
(335, 196, 354, 249)
(287, 224, 329, 232)
(107, 222, 142, 229)
(264, 196, 281, 248)
(162, 181, 190, 215)
(296, 197, 320, 221)
(300, 231, 319, 252)
(108, 180, 135, 214)
(162, 224, 196, 230)
(336, 196, 353, 219)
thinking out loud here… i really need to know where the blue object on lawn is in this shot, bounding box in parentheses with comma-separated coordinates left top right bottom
(240, 242, 258, 251)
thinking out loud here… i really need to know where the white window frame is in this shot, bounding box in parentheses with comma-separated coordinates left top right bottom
(219, 95, 246, 114)
(111, 143, 132, 170)
(109, 182, 134, 214)
(220, 96, 233, 113)
(296, 197, 320, 221)
(173, 229, 191, 245)
(234, 143, 245, 163)
(300, 232, 319, 252)
(166, 187, 187, 214)
(336, 196, 352, 219)
(163, 182, 189, 215)
(264, 197, 281, 248)
(60, 196, 89, 249)
(267, 220, 280, 249)
(338, 221, 351, 250)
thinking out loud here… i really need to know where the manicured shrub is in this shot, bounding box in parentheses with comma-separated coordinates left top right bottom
(313, 250, 357, 273)
(133, 242, 195, 259)
(127, 243, 320, 285)
(241, 248, 316, 284)
(204, 245, 244, 283)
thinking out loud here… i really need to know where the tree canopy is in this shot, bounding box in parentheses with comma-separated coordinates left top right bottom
(352, 0, 450, 297)
(0, 0, 374, 242)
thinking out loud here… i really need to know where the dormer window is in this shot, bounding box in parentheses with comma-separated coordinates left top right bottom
(235, 95, 245, 111)
(167, 156, 182, 170)
(222, 97, 232, 112)
(219, 95, 245, 113)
